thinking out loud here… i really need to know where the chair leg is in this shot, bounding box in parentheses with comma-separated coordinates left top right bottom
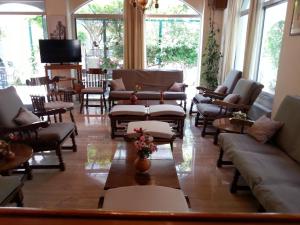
(201, 118, 208, 137)
(69, 110, 78, 135)
(189, 100, 194, 115)
(217, 148, 233, 168)
(55, 146, 65, 171)
(80, 93, 84, 113)
(85, 94, 89, 110)
(71, 132, 77, 152)
(14, 190, 24, 207)
(195, 112, 200, 127)
(230, 169, 240, 193)
(100, 95, 103, 114)
(103, 93, 107, 110)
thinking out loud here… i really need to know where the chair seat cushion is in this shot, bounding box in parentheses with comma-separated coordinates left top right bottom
(194, 93, 211, 104)
(110, 105, 147, 116)
(127, 120, 174, 139)
(44, 101, 74, 110)
(102, 185, 189, 212)
(149, 104, 185, 117)
(81, 87, 104, 93)
(36, 122, 74, 144)
(196, 103, 226, 117)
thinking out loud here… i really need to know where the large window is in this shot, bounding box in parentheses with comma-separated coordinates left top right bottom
(234, 0, 250, 71)
(145, 1, 201, 87)
(74, 0, 124, 71)
(0, 3, 45, 88)
(255, 0, 287, 93)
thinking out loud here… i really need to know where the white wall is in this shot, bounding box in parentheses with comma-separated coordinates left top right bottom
(273, 0, 300, 114)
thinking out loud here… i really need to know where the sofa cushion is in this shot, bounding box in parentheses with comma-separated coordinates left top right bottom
(223, 94, 240, 104)
(214, 85, 227, 94)
(109, 91, 133, 100)
(247, 115, 283, 144)
(14, 107, 40, 125)
(149, 104, 185, 117)
(274, 96, 300, 163)
(168, 82, 184, 92)
(110, 105, 147, 116)
(110, 78, 126, 91)
(0, 86, 24, 128)
(112, 69, 183, 91)
(219, 133, 300, 189)
(136, 91, 161, 100)
(253, 183, 300, 213)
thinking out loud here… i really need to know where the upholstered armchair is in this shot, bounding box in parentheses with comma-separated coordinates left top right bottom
(0, 86, 77, 171)
(195, 79, 264, 137)
(189, 70, 242, 115)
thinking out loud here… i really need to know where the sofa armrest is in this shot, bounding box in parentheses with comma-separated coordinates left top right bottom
(213, 99, 250, 111)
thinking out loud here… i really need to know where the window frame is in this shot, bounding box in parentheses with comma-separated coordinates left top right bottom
(253, 0, 287, 82)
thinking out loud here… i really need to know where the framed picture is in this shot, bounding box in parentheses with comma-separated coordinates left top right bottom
(47, 15, 67, 39)
(290, 0, 300, 35)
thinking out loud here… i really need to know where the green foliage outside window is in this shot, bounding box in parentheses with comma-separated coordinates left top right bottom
(265, 20, 284, 70)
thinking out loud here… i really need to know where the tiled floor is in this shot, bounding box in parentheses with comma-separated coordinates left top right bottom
(21, 103, 259, 212)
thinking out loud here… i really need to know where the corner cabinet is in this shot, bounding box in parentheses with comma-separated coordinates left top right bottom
(44, 64, 82, 93)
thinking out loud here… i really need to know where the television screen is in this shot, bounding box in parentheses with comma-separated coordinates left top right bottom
(39, 39, 82, 63)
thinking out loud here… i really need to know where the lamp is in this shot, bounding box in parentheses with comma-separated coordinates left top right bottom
(131, 0, 159, 12)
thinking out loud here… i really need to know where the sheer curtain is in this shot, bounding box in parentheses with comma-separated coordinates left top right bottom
(242, 0, 264, 79)
(124, 0, 145, 69)
(219, 0, 241, 82)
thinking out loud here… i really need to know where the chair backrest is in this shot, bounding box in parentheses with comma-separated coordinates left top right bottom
(232, 79, 264, 106)
(0, 86, 24, 128)
(83, 68, 107, 89)
(222, 70, 242, 94)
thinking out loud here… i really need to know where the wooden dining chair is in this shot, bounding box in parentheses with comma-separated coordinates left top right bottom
(80, 68, 107, 114)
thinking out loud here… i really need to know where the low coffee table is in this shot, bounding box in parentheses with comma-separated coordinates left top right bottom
(104, 142, 180, 190)
(0, 143, 33, 180)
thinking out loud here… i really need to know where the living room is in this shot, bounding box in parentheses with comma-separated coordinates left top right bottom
(0, 0, 300, 224)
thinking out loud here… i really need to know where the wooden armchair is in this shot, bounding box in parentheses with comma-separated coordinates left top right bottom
(0, 86, 77, 171)
(26, 76, 78, 135)
(195, 79, 264, 137)
(190, 70, 242, 115)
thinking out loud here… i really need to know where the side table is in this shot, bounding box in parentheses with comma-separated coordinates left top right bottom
(212, 117, 253, 145)
(0, 143, 33, 180)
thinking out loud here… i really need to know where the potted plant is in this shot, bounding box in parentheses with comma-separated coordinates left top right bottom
(200, 10, 222, 89)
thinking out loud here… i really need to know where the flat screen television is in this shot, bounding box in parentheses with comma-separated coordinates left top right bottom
(39, 39, 82, 64)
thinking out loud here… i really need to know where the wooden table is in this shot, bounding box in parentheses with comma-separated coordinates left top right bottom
(0, 143, 33, 180)
(104, 142, 180, 190)
(213, 117, 253, 145)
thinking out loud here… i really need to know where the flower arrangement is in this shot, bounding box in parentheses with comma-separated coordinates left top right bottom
(232, 111, 247, 120)
(0, 133, 19, 160)
(133, 84, 142, 94)
(133, 128, 157, 159)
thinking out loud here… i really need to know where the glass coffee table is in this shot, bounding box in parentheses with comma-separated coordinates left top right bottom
(104, 142, 180, 190)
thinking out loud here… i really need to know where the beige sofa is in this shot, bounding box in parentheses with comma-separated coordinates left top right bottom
(108, 69, 187, 110)
(217, 95, 300, 213)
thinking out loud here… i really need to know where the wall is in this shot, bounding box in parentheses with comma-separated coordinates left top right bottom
(273, 0, 300, 114)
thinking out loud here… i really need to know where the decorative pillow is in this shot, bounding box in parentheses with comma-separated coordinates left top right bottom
(110, 78, 126, 91)
(214, 85, 227, 94)
(223, 94, 240, 104)
(247, 115, 284, 143)
(168, 82, 184, 92)
(14, 107, 41, 125)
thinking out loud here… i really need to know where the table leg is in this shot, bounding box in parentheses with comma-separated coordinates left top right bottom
(24, 161, 32, 180)
(214, 128, 220, 145)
